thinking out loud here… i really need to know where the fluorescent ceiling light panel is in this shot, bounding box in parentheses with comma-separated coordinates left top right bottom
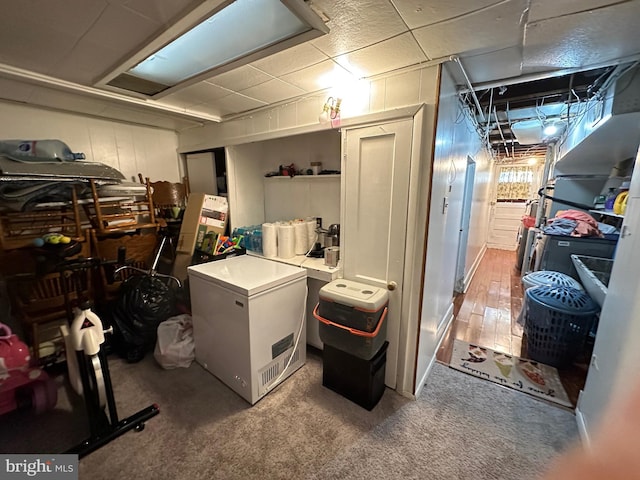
(105, 0, 328, 97)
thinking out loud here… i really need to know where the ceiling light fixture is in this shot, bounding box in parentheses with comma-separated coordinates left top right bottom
(319, 97, 342, 126)
(543, 124, 558, 136)
(101, 0, 329, 97)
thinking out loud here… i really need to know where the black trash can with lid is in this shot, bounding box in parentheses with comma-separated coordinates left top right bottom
(524, 285, 599, 367)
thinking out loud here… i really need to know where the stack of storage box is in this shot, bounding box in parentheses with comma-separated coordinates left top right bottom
(314, 279, 388, 410)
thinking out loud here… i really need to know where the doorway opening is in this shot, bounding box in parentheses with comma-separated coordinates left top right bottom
(454, 156, 476, 293)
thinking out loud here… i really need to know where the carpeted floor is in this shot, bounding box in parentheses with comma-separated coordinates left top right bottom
(0, 349, 578, 480)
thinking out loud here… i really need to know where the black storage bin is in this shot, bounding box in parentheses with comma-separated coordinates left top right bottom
(322, 341, 388, 411)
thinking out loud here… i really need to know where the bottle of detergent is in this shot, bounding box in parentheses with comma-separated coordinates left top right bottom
(614, 182, 630, 215)
(604, 188, 618, 211)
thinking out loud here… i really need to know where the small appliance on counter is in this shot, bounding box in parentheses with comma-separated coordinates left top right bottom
(308, 223, 340, 258)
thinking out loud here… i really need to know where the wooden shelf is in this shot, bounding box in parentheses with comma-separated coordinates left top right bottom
(264, 174, 340, 180)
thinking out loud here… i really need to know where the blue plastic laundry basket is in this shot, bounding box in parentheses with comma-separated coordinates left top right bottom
(522, 271, 583, 291)
(524, 285, 599, 367)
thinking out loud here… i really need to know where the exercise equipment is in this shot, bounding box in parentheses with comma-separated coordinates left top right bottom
(58, 257, 159, 458)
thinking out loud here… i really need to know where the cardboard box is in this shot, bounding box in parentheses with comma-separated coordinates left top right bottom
(173, 193, 228, 282)
(175, 193, 228, 254)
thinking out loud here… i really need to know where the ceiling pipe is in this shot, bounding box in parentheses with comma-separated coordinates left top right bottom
(494, 106, 510, 157)
(535, 143, 556, 228)
(485, 88, 493, 142)
(452, 56, 486, 123)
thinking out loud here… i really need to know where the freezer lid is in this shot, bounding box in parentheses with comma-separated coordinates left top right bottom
(187, 255, 306, 296)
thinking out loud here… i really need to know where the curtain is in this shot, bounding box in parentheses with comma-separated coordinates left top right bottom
(496, 166, 535, 201)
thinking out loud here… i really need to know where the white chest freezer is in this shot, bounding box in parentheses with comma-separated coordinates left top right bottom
(187, 255, 307, 404)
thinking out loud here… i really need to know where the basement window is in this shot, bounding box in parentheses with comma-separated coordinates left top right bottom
(105, 0, 328, 97)
(496, 166, 535, 202)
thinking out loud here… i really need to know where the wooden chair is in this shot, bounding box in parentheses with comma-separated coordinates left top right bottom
(150, 181, 187, 218)
(90, 229, 158, 303)
(7, 267, 92, 363)
(83, 179, 157, 234)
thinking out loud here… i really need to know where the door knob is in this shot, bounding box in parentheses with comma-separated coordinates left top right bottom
(387, 281, 397, 291)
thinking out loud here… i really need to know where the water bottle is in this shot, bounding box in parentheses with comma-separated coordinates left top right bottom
(0, 139, 86, 162)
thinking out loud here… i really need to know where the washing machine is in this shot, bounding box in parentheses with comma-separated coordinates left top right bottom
(530, 234, 618, 279)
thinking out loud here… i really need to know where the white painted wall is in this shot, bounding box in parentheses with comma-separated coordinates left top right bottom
(0, 101, 181, 183)
(414, 64, 492, 394)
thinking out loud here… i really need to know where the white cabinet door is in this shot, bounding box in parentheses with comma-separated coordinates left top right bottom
(342, 119, 413, 389)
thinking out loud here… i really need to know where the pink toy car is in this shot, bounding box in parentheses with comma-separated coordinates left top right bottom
(0, 322, 57, 415)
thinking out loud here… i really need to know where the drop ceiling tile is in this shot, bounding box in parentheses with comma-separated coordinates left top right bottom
(0, 0, 100, 78)
(393, 0, 504, 29)
(459, 46, 523, 84)
(199, 93, 267, 117)
(413, 0, 528, 59)
(334, 33, 428, 78)
(57, 3, 164, 83)
(158, 82, 231, 109)
(240, 79, 305, 104)
(523, 2, 640, 70)
(251, 43, 329, 77)
(122, 0, 201, 25)
(309, 0, 408, 57)
(281, 60, 353, 93)
(528, 0, 623, 22)
(208, 65, 274, 92)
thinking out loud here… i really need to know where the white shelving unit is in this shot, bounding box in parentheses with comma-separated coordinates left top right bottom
(589, 209, 624, 219)
(264, 174, 340, 180)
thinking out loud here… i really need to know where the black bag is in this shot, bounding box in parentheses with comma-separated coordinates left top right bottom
(110, 275, 176, 363)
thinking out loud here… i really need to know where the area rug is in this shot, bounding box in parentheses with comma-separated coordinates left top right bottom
(449, 339, 572, 408)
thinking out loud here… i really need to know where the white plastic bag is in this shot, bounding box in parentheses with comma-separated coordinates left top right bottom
(154, 314, 195, 369)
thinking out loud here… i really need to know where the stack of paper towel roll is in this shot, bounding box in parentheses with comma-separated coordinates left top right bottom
(262, 223, 278, 258)
(262, 218, 319, 259)
(277, 223, 295, 259)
